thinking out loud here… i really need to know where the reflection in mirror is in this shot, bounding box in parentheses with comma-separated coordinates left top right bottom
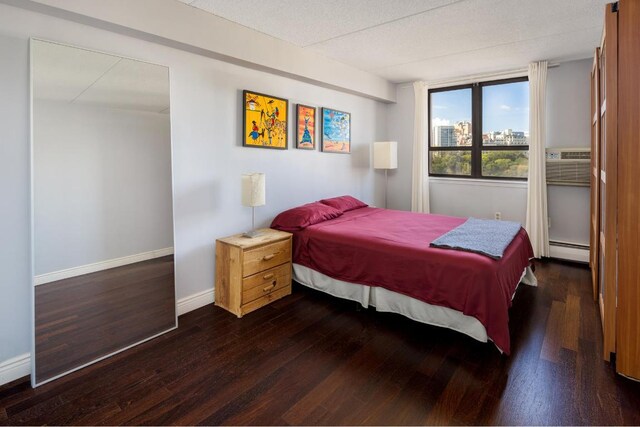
(31, 39, 176, 386)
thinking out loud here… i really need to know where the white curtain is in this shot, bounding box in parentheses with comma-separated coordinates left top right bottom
(411, 81, 430, 213)
(526, 61, 550, 258)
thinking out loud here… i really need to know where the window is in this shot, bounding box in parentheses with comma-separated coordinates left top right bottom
(429, 77, 529, 179)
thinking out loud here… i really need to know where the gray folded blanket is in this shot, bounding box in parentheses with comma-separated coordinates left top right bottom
(430, 217, 522, 259)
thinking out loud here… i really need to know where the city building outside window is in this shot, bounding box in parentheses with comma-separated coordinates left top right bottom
(428, 77, 529, 180)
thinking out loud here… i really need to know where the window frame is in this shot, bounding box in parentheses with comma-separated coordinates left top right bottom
(428, 76, 529, 181)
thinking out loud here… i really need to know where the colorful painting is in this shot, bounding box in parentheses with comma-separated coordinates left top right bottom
(243, 90, 288, 149)
(296, 104, 316, 149)
(321, 107, 351, 153)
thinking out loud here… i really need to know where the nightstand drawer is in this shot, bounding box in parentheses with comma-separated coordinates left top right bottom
(243, 239, 291, 277)
(241, 285, 291, 316)
(242, 263, 291, 303)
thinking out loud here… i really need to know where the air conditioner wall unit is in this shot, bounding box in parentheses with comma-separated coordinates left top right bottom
(545, 148, 591, 187)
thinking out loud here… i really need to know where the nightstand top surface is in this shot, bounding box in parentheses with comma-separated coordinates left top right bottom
(217, 228, 292, 249)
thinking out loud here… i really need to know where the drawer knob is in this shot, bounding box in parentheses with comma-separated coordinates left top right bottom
(262, 254, 276, 261)
(262, 273, 275, 280)
(263, 283, 276, 293)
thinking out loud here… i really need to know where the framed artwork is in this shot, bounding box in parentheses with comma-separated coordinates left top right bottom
(321, 107, 351, 153)
(243, 90, 288, 149)
(296, 104, 316, 149)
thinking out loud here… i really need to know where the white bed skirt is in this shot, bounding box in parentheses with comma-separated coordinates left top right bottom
(293, 263, 537, 349)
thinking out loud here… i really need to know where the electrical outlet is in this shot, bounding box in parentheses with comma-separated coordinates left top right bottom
(495, 212, 501, 220)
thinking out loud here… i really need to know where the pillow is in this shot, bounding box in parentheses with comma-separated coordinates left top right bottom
(319, 195, 368, 213)
(271, 202, 343, 231)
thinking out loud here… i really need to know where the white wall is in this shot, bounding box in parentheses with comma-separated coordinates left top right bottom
(429, 179, 527, 222)
(33, 100, 174, 275)
(546, 59, 591, 246)
(386, 59, 592, 242)
(385, 84, 414, 211)
(0, 3, 387, 373)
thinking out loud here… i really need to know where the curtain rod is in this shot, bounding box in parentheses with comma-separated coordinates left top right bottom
(396, 63, 559, 89)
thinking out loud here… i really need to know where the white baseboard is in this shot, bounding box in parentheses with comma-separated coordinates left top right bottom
(0, 353, 30, 386)
(177, 289, 215, 316)
(34, 247, 174, 285)
(549, 244, 589, 263)
(0, 287, 214, 387)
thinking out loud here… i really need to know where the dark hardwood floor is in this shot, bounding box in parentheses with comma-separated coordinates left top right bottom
(34, 255, 176, 384)
(2, 260, 639, 425)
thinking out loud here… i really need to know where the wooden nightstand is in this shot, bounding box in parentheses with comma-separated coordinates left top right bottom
(215, 228, 292, 317)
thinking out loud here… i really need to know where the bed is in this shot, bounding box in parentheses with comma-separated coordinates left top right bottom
(271, 196, 536, 354)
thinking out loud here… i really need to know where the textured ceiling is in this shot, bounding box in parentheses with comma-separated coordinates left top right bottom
(32, 40, 170, 113)
(177, 0, 608, 83)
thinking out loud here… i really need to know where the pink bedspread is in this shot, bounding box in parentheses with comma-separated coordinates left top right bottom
(289, 207, 534, 354)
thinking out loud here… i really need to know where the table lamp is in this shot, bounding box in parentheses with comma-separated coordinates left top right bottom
(241, 173, 266, 238)
(373, 141, 398, 208)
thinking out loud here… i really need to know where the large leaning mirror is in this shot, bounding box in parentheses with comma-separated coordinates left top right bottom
(31, 39, 176, 387)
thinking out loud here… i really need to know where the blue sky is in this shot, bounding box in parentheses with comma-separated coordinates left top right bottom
(431, 81, 529, 133)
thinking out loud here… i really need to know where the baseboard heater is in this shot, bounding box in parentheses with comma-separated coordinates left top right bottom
(549, 240, 589, 263)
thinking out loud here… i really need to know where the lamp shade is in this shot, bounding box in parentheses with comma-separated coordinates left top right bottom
(241, 173, 266, 207)
(373, 141, 398, 169)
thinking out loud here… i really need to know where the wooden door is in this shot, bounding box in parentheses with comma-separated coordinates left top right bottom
(600, 2, 617, 363)
(590, 50, 600, 302)
(616, 0, 640, 380)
